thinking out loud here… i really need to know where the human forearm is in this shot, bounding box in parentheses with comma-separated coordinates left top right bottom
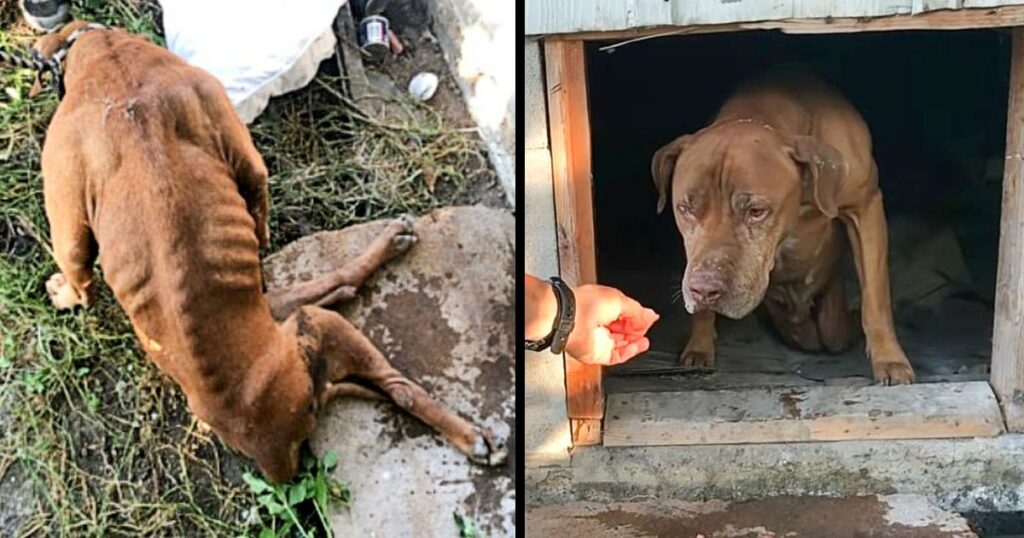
(525, 274, 558, 341)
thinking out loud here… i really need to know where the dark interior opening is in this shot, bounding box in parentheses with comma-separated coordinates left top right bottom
(587, 30, 1010, 392)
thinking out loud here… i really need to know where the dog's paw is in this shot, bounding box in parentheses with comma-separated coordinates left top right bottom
(386, 213, 415, 237)
(680, 344, 715, 368)
(46, 273, 86, 310)
(393, 213, 416, 233)
(468, 427, 507, 467)
(386, 214, 418, 256)
(872, 358, 915, 386)
(389, 233, 418, 254)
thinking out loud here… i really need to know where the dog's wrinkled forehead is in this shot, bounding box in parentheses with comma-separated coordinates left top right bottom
(675, 124, 799, 197)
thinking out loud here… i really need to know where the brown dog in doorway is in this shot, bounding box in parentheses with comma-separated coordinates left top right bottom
(33, 21, 506, 482)
(652, 68, 914, 385)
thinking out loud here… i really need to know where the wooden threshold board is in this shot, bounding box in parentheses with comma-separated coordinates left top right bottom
(604, 382, 1005, 447)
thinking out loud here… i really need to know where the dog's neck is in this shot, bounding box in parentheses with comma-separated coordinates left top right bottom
(185, 328, 295, 430)
(37, 22, 107, 98)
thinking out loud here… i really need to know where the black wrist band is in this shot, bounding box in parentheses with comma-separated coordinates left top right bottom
(525, 277, 576, 353)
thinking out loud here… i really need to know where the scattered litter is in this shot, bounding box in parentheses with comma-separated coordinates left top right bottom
(359, 14, 391, 64)
(409, 71, 439, 101)
(388, 28, 405, 55)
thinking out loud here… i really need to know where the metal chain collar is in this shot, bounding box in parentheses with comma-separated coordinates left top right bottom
(0, 22, 106, 99)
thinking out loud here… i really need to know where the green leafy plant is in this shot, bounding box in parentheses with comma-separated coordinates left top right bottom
(242, 450, 349, 538)
(454, 511, 488, 538)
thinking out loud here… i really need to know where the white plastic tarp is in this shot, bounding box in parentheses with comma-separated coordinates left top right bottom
(161, 0, 346, 123)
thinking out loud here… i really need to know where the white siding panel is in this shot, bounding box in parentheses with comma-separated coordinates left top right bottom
(633, 0, 675, 28)
(913, 0, 964, 13)
(673, 0, 798, 27)
(964, 0, 1020, 7)
(527, 0, 1024, 35)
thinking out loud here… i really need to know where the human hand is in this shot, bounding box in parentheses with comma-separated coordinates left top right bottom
(564, 284, 659, 366)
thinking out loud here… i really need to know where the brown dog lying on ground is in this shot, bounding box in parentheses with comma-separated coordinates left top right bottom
(651, 68, 915, 385)
(33, 22, 506, 482)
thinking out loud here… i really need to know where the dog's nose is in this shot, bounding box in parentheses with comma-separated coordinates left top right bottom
(689, 278, 725, 306)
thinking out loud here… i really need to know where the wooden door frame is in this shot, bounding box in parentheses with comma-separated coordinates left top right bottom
(545, 40, 603, 445)
(992, 26, 1024, 432)
(543, 11, 1024, 446)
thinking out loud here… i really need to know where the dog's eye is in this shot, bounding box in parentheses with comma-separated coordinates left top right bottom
(676, 203, 693, 216)
(747, 206, 769, 222)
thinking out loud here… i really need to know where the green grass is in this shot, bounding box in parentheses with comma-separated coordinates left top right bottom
(255, 75, 494, 249)
(0, 1, 498, 536)
(454, 512, 489, 538)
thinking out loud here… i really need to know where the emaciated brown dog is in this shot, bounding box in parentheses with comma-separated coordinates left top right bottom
(651, 69, 914, 385)
(33, 22, 505, 482)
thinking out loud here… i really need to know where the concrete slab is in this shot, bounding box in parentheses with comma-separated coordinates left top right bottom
(526, 495, 977, 537)
(534, 435, 1024, 514)
(263, 206, 514, 537)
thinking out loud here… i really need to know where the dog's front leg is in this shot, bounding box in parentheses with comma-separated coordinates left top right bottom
(842, 191, 914, 385)
(265, 215, 417, 321)
(295, 306, 507, 466)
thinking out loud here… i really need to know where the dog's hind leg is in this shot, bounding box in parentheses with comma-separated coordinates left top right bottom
(295, 306, 506, 466)
(200, 79, 272, 248)
(816, 273, 852, 353)
(42, 161, 97, 310)
(266, 215, 417, 321)
(763, 294, 822, 352)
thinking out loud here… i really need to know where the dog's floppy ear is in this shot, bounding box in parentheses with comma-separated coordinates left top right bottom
(31, 20, 90, 59)
(788, 135, 846, 219)
(294, 308, 322, 349)
(28, 21, 90, 98)
(651, 134, 692, 214)
(294, 308, 326, 389)
(27, 77, 45, 99)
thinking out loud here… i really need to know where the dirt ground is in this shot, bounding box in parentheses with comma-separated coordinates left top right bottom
(339, 0, 508, 213)
(0, 0, 507, 535)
